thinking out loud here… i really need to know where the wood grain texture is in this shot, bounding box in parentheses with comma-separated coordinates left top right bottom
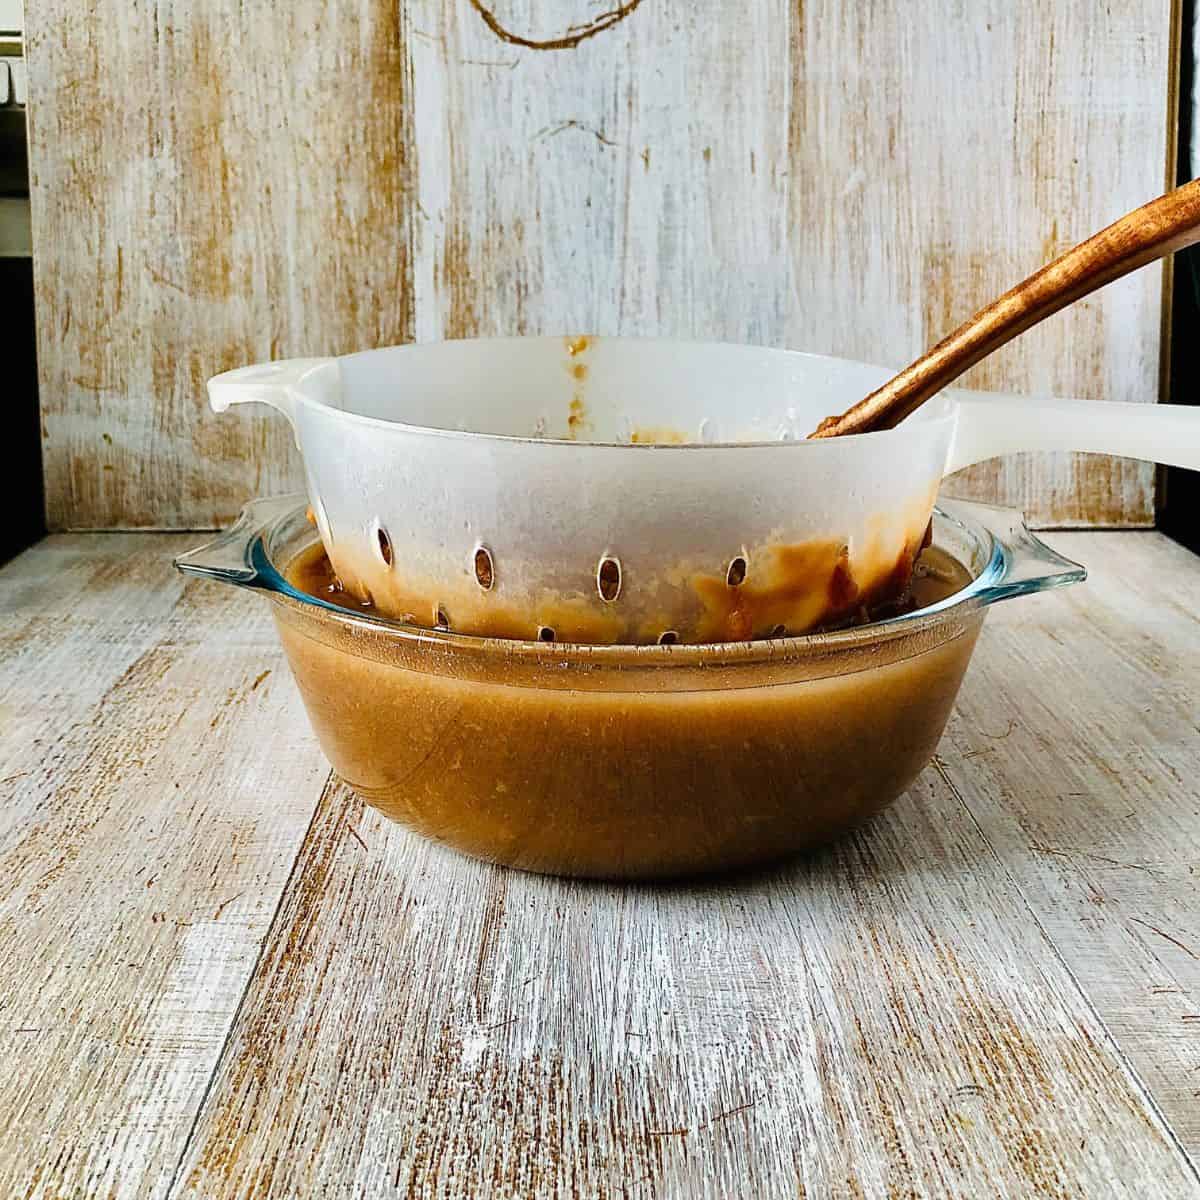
(789, 1, 1172, 524)
(4, 532, 1199, 1197)
(0, 536, 330, 1198)
(172, 782, 1200, 1197)
(28, 0, 1172, 529)
(813, 179, 1200, 438)
(25, 0, 413, 530)
(938, 530, 1200, 1151)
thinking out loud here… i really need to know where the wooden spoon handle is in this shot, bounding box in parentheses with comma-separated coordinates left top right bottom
(811, 177, 1200, 438)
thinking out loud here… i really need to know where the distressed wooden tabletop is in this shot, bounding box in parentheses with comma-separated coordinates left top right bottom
(1, 529, 1198, 1199)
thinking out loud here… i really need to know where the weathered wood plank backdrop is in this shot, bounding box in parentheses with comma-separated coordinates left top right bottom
(26, 0, 1174, 530)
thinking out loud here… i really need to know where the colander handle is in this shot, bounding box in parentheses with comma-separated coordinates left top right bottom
(945, 393, 1200, 475)
(207, 358, 337, 428)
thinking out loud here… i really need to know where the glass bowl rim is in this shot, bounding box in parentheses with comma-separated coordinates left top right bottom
(176, 496, 1086, 669)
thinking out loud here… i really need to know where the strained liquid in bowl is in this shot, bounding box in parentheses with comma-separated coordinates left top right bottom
(278, 543, 977, 878)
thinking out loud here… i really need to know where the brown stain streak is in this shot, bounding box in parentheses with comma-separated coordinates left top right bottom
(185, 781, 358, 1191)
(699, 1099, 759, 1130)
(212, 891, 244, 921)
(567, 395, 588, 436)
(466, 0, 644, 50)
(472, 872, 508, 1022)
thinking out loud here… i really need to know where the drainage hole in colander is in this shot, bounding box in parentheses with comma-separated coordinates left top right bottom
(374, 522, 393, 567)
(597, 556, 622, 602)
(726, 555, 748, 588)
(474, 545, 495, 590)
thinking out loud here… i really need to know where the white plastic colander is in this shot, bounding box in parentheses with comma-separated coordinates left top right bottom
(208, 336, 1200, 644)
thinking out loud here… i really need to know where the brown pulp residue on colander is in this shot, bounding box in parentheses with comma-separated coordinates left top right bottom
(689, 525, 932, 642)
(629, 426, 690, 444)
(566, 395, 590, 437)
(285, 537, 968, 644)
(564, 335, 592, 438)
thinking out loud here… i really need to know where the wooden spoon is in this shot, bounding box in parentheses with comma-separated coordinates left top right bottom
(810, 177, 1200, 438)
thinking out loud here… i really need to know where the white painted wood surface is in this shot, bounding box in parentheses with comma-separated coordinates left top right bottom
(25, 0, 413, 531)
(939, 531, 1200, 1151)
(1, 529, 1199, 1196)
(0, 536, 330, 1198)
(28, 0, 1173, 530)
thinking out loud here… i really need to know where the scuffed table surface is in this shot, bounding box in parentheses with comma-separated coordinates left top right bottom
(1, 531, 1198, 1199)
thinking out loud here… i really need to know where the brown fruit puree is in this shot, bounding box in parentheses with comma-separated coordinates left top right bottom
(274, 543, 979, 878)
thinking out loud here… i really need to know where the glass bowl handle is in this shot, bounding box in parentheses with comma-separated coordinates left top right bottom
(172, 495, 304, 587)
(944, 497, 1087, 604)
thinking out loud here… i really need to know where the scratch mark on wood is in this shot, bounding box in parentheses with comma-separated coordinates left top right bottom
(983, 719, 1019, 740)
(1129, 917, 1200, 962)
(145, 267, 188, 295)
(213, 892, 244, 921)
(699, 1099, 759, 1129)
(472, 872, 507, 1023)
(466, 0, 644, 51)
(535, 118, 615, 147)
(1030, 844, 1162, 876)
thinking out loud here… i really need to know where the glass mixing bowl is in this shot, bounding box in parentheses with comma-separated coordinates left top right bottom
(176, 498, 1084, 879)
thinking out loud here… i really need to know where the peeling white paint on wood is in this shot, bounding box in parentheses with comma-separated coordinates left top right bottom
(0, 536, 330, 1199)
(174, 772, 1200, 1197)
(939, 529, 1200, 1151)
